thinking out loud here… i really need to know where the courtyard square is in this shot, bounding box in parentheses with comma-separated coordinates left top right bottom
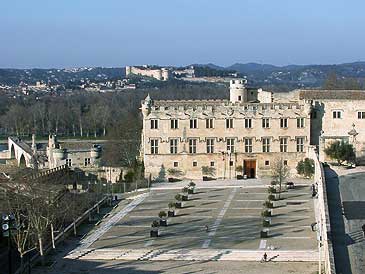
(67, 180, 318, 261)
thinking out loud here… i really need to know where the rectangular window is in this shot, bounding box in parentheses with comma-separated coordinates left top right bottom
(150, 119, 158, 129)
(244, 118, 252, 128)
(280, 137, 288, 152)
(210, 161, 215, 167)
(283, 160, 288, 166)
(333, 111, 342, 119)
(244, 138, 253, 153)
(265, 160, 270, 166)
(205, 118, 214, 129)
(173, 161, 179, 167)
(226, 138, 235, 153)
(296, 137, 304, 152)
(262, 137, 271, 153)
(206, 138, 214, 154)
(297, 118, 305, 128)
(170, 139, 178, 154)
(192, 161, 197, 167)
(358, 111, 365, 119)
(66, 158, 72, 167)
(190, 119, 198, 129)
(151, 139, 159, 154)
(84, 158, 91, 166)
(280, 118, 288, 128)
(189, 138, 197, 154)
(226, 118, 234, 129)
(262, 118, 270, 128)
(170, 119, 178, 129)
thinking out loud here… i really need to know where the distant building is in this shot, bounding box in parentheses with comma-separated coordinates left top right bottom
(126, 65, 170, 81)
(300, 90, 365, 164)
(1, 134, 102, 170)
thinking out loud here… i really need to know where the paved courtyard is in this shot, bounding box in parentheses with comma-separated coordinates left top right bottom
(66, 180, 318, 262)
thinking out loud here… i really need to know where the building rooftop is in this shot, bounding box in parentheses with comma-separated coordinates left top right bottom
(299, 90, 365, 100)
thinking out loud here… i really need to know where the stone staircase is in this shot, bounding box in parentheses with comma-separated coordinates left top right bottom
(66, 248, 319, 262)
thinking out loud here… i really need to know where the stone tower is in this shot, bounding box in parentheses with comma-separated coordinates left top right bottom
(230, 79, 248, 103)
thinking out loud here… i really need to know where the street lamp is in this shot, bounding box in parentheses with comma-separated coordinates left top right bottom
(2, 213, 16, 274)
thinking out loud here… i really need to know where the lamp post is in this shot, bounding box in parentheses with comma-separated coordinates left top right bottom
(2, 213, 15, 274)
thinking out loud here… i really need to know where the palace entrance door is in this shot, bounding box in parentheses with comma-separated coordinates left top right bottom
(244, 160, 256, 178)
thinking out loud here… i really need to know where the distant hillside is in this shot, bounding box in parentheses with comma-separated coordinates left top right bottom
(0, 67, 125, 85)
(1, 62, 365, 90)
(211, 61, 365, 90)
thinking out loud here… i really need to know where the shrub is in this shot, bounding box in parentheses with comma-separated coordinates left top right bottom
(296, 158, 315, 178)
(324, 141, 355, 165)
(167, 168, 183, 177)
(168, 202, 176, 209)
(268, 194, 275, 201)
(201, 166, 216, 176)
(124, 170, 135, 183)
(268, 186, 276, 194)
(261, 210, 271, 217)
(175, 194, 182, 201)
(188, 181, 196, 187)
(263, 200, 273, 208)
(151, 220, 160, 228)
(158, 211, 167, 219)
(182, 186, 189, 193)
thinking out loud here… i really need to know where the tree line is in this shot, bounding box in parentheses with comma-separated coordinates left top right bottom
(0, 84, 227, 166)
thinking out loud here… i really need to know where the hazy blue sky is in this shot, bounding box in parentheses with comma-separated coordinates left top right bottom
(1, 0, 364, 68)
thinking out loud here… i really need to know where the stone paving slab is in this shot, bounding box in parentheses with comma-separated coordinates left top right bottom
(67, 181, 318, 262)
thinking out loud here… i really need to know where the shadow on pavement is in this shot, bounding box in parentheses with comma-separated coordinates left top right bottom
(325, 167, 352, 274)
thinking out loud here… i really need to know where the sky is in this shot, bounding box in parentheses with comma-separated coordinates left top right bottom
(0, 0, 364, 68)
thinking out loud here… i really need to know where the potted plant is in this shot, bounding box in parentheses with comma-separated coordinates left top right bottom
(167, 168, 183, 182)
(175, 194, 184, 208)
(268, 194, 275, 201)
(263, 200, 273, 209)
(270, 180, 278, 186)
(201, 166, 215, 181)
(188, 181, 196, 194)
(168, 202, 176, 217)
(236, 165, 244, 179)
(181, 187, 189, 201)
(263, 218, 271, 227)
(260, 228, 270, 238)
(158, 211, 168, 226)
(150, 220, 160, 237)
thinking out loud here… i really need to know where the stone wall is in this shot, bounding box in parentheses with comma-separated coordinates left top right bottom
(309, 146, 336, 274)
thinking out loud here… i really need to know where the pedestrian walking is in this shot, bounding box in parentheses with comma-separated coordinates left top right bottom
(362, 224, 365, 238)
(261, 252, 268, 262)
(205, 225, 209, 232)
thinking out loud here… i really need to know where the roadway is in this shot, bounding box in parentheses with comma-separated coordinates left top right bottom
(325, 167, 365, 274)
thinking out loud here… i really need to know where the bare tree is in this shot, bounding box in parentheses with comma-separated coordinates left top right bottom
(271, 157, 289, 199)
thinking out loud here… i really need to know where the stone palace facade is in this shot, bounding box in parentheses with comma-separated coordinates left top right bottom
(141, 79, 312, 180)
(141, 79, 365, 180)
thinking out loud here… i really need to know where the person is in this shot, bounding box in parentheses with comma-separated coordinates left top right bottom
(362, 224, 365, 238)
(262, 252, 268, 262)
(205, 225, 209, 232)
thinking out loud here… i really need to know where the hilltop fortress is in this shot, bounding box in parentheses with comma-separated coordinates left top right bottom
(126, 65, 170, 81)
(141, 79, 365, 180)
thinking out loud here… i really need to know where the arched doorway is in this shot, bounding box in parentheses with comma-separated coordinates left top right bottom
(19, 154, 26, 168)
(10, 144, 15, 158)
